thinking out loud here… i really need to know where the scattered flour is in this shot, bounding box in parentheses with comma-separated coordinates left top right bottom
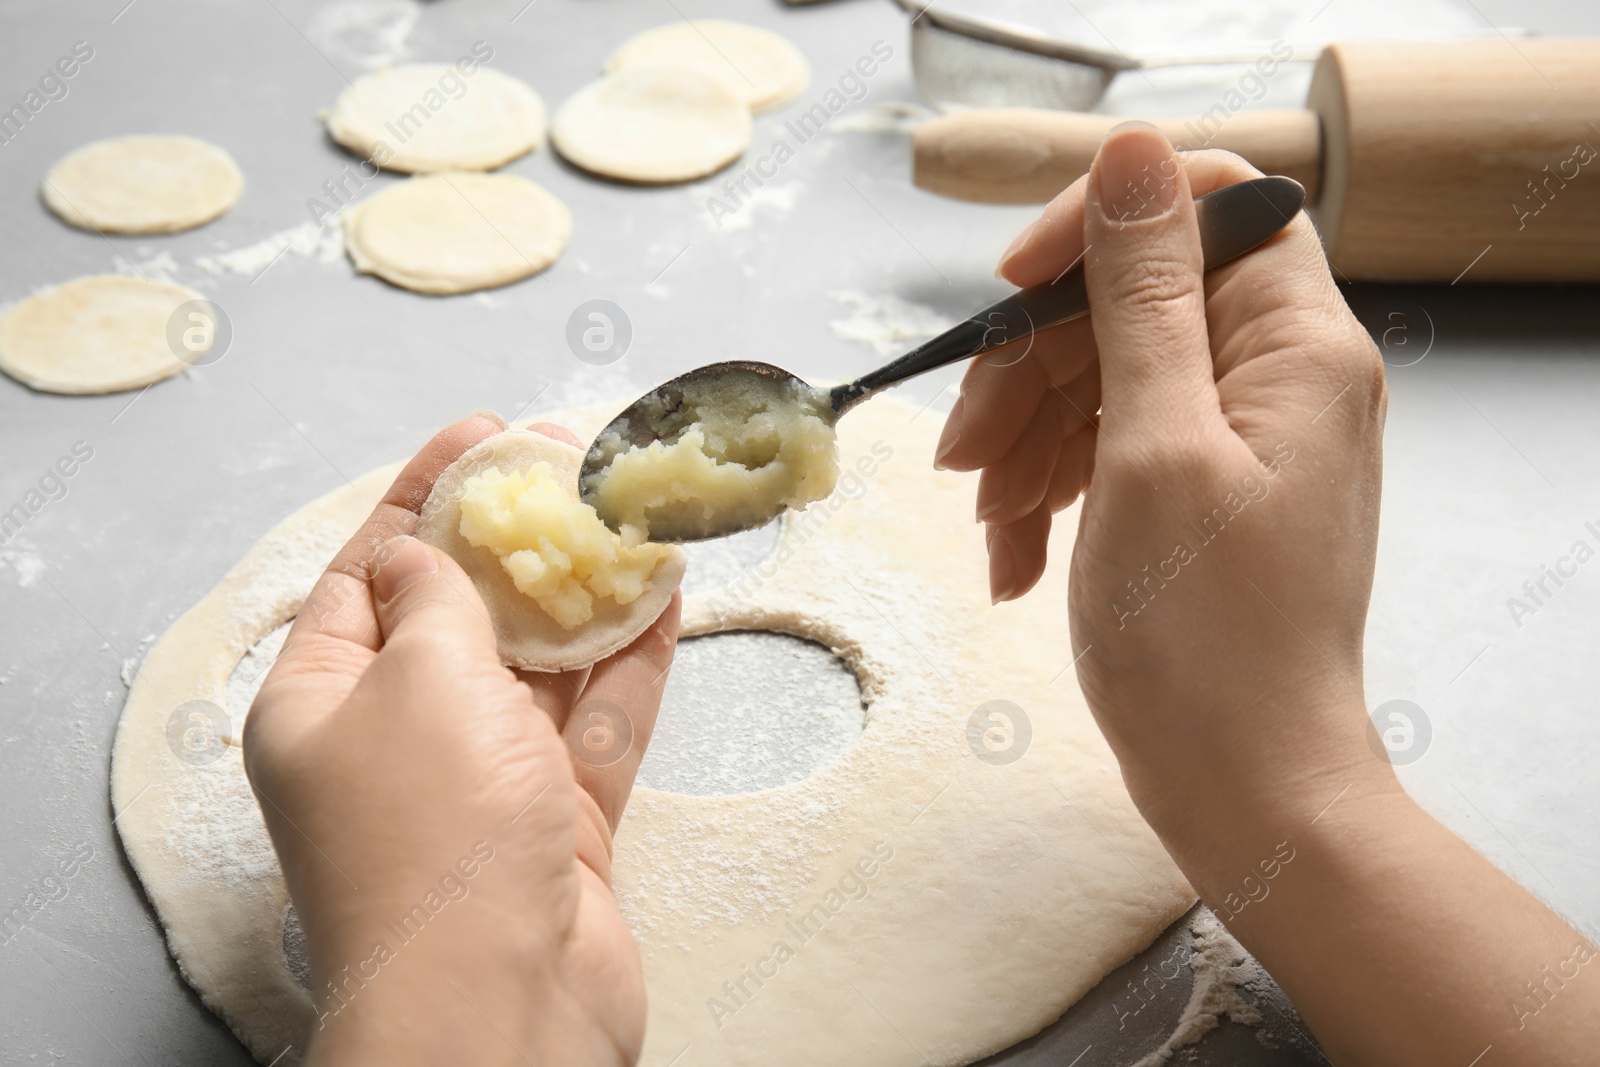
(306, 0, 420, 70)
(0, 546, 45, 587)
(225, 623, 292, 728)
(829, 290, 956, 357)
(119, 633, 158, 688)
(831, 102, 935, 134)
(113, 250, 183, 284)
(701, 182, 803, 232)
(1132, 909, 1279, 1066)
(195, 222, 345, 279)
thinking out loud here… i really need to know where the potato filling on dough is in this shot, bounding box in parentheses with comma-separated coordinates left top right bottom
(589, 376, 840, 541)
(457, 463, 672, 629)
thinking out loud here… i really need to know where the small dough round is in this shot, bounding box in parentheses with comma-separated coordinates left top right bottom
(342, 173, 571, 294)
(417, 430, 686, 672)
(324, 64, 547, 173)
(0, 275, 197, 395)
(607, 19, 809, 114)
(552, 67, 751, 184)
(42, 135, 243, 235)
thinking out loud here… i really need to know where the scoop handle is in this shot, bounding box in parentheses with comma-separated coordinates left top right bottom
(830, 176, 1305, 414)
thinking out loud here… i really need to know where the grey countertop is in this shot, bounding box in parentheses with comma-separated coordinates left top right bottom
(2, 0, 1597, 1063)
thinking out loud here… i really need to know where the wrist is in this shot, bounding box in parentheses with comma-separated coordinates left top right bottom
(1116, 693, 1402, 900)
(307, 945, 555, 1067)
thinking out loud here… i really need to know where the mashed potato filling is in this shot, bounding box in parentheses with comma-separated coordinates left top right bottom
(588, 375, 840, 542)
(456, 462, 673, 629)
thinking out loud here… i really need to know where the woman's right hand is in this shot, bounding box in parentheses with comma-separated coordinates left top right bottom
(938, 124, 1600, 1067)
(936, 125, 1388, 829)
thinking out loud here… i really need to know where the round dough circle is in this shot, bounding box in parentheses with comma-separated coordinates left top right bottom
(42, 135, 243, 234)
(416, 430, 687, 672)
(552, 67, 751, 184)
(342, 172, 571, 294)
(111, 398, 1192, 1067)
(0, 275, 199, 395)
(607, 20, 809, 114)
(324, 64, 547, 173)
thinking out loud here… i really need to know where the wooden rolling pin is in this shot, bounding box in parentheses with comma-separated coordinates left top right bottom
(914, 39, 1600, 282)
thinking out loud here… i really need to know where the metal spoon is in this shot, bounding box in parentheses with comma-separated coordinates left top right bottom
(581, 175, 1306, 542)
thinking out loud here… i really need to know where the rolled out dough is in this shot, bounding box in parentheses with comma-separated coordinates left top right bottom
(324, 64, 547, 173)
(416, 430, 687, 672)
(551, 68, 751, 185)
(42, 135, 243, 235)
(0, 275, 199, 395)
(341, 172, 571, 294)
(606, 20, 810, 114)
(109, 397, 1192, 1067)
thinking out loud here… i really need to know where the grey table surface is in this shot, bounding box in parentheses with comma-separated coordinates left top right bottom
(2, 0, 1598, 1064)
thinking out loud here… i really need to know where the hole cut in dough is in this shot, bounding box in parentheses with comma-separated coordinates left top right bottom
(42, 135, 243, 234)
(607, 20, 810, 114)
(638, 629, 865, 796)
(324, 64, 547, 173)
(552, 67, 751, 184)
(416, 429, 686, 672)
(342, 172, 571, 294)
(0, 275, 200, 395)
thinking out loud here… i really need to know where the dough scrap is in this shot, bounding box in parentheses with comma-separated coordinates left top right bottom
(607, 20, 809, 114)
(42, 135, 242, 235)
(342, 172, 571, 294)
(0, 275, 198, 395)
(324, 64, 546, 173)
(110, 397, 1193, 1067)
(417, 430, 686, 671)
(552, 67, 751, 184)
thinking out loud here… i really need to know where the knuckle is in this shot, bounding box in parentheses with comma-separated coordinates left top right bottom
(1104, 254, 1202, 321)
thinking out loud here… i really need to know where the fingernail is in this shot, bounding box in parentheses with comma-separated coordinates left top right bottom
(976, 468, 1005, 522)
(996, 219, 1038, 278)
(470, 410, 508, 430)
(372, 536, 438, 603)
(934, 395, 965, 470)
(1095, 121, 1178, 224)
(989, 530, 1016, 605)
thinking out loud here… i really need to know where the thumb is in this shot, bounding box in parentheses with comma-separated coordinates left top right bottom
(1083, 123, 1218, 446)
(370, 535, 500, 660)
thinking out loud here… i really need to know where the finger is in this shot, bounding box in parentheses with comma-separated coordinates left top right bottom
(974, 348, 1103, 523)
(935, 317, 1099, 472)
(1046, 420, 1097, 513)
(975, 400, 1058, 526)
(1082, 123, 1218, 448)
(526, 421, 584, 449)
(517, 664, 593, 734)
(287, 412, 506, 658)
(564, 592, 682, 832)
(987, 507, 1051, 605)
(370, 536, 504, 670)
(998, 148, 1267, 287)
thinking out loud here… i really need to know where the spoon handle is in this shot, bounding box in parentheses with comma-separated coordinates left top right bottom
(829, 175, 1306, 414)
